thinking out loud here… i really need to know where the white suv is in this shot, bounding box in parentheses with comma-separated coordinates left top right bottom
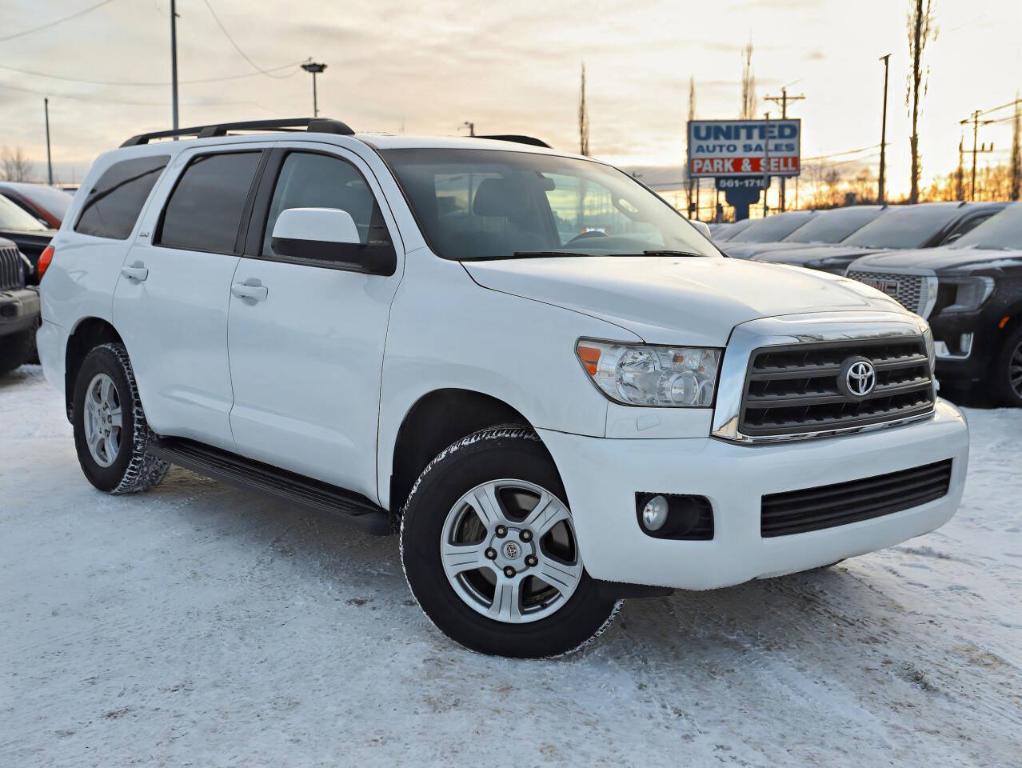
(36, 118, 969, 657)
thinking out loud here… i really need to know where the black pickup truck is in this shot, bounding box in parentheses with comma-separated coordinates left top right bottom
(0, 236, 39, 374)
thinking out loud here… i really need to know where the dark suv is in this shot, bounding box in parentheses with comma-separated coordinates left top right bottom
(0, 236, 40, 374)
(847, 204, 1022, 406)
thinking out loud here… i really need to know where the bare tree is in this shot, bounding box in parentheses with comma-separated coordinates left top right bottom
(1010, 94, 1021, 201)
(740, 42, 756, 120)
(578, 63, 590, 157)
(906, 0, 937, 204)
(0, 146, 33, 182)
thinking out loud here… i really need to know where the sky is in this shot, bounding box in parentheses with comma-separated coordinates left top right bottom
(0, 0, 1019, 198)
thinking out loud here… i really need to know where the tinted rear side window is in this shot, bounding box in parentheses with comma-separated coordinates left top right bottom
(158, 152, 261, 254)
(75, 155, 169, 239)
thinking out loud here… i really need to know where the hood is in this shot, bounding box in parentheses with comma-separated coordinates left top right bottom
(464, 256, 905, 345)
(753, 244, 879, 269)
(850, 246, 1022, 273)
(723, 241, 818, 260)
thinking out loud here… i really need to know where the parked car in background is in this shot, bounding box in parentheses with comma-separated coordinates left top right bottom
(0, 193, 56, 283)
(847, 203, 1022, 406)
(725, 205, 885, 260)
(0, 235, 39, 374)
(709, 217, 753, 242)
(36, 117, 968, 658)
(718, 210, 816, 253)
(0, 182, 73, 228)
(752, 202, 1006, 274)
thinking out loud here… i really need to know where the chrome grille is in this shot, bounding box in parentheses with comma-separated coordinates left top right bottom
(0, 244, 25, 291)
(846, 270, 936, 317)
(739, 336, 935, 438)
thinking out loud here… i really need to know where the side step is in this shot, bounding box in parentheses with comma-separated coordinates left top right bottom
(150, 437, 392, 535)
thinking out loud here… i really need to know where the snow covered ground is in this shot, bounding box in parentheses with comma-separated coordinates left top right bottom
(1, 365, 1020, 767)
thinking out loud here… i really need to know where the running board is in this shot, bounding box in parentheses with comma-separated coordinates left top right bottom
(150, 437, 392, 535)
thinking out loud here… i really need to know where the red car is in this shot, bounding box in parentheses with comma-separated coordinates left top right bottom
(0, 182, 73, 228)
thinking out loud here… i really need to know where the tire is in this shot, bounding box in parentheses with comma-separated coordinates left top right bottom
(0, 328, 34, 375)
(400, 425, 620, 658)
(71, 343, 169, 494)
(992, 324, 1022, 407)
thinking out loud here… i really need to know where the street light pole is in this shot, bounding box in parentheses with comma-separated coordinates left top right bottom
(44, 98, 53, 185)
(171, 0, 179, 131)
(878, 53, 890, 204)
(463, 121, 476, 137)
(301, 60, 327, 117)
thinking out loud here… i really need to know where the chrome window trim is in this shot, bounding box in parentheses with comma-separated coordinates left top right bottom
(711, 311, 935, 444)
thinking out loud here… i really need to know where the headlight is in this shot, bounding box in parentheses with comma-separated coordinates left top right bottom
(575, 339, 721, 407)
(944, 276, 994, 311)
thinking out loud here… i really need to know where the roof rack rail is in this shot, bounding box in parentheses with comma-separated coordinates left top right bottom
(120, 117, 355, 147)
(476, 134, 552, 149)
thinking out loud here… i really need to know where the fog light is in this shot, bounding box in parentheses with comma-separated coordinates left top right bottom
(641, 495, 669, 531)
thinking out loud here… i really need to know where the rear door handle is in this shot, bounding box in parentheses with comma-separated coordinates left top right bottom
(120, 261, 148, 282)
(231, 279, 268, 302)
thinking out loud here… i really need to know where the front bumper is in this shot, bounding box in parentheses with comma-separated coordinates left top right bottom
(0, 287, 39, 338)
(539, 398, 968, 590)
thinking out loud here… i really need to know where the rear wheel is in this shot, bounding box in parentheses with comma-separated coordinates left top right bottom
(992, 324, 1022, 407)
(72, 343, 169, 493)
(400, 426, 620, 657)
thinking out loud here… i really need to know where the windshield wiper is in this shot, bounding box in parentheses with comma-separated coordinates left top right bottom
(508, 251, 593, 258)
(641, 249, 707, 257)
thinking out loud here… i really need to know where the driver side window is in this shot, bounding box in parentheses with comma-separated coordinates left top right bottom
(542, 173, 662, 247)
(262, 152, 391, 259)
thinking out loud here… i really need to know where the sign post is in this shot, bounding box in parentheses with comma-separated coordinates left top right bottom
(687, 119, 801, 220)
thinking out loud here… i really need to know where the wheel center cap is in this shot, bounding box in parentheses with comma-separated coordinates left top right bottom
(502, 541, 521, 560)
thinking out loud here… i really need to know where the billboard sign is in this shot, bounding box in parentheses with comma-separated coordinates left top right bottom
(688, 119, 801, 178)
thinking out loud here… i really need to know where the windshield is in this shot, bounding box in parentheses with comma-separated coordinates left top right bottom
(714, 218, 753, 241)
(381, 148, 718, 260)
(728, 211, 815, 243)
(950, 203, 1022, 250)
(782, 206, 884, 244)
(0, 193, 48, 231)
(842, 204, 961, 249)
(6, 184, 72, 218)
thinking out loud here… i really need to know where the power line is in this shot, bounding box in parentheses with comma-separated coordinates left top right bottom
(0, 0, 116, 43)
(0, 79, 284, 113)
(0, 61, 300, 87)
(802, 144, 882, 162)
(201, 0, 294, 79)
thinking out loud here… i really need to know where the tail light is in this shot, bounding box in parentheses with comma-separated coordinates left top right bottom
(37, 245, 55, 280)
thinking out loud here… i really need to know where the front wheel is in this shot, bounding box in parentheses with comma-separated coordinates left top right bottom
(992, 324, 1022, 407)
(400, 426, 620, 658)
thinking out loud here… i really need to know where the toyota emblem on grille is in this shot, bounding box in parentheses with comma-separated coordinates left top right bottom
(838, 357, 876, 399)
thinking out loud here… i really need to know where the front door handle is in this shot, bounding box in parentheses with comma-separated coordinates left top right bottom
(231, 279, 268, 302)
(120, 261, 148, 282)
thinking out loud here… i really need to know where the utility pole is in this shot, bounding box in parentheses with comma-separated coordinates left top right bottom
(877, 53, 890, 204)
(301, 60, 327, 117)
(962, 110, 995, 201)
(44, 98, 53, 185)
(170, 0, 179, 131)
(578, 63, 590, 156)
(763, 111, 771, 217)
(764, 87, 804, 211)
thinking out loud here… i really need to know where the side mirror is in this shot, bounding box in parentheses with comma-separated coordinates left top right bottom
(270, 207, 395, 275)
(689, 220, 712, 239)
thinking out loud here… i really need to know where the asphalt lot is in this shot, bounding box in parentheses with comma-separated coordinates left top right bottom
(1, 365, 1020, 767)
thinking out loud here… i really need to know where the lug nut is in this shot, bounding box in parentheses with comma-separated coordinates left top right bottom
(519, 529, 532, 542)
(525, 555, 538, 568)
(495, 525, 507, 538)
(503, 566, 516, 578)
(485, 548, 497, 560)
